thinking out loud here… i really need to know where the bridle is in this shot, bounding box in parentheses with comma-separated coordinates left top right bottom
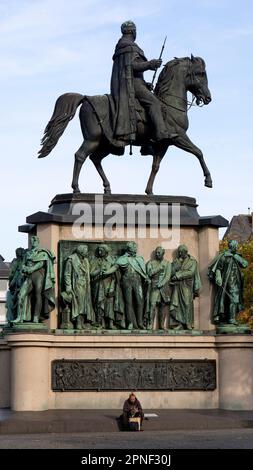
(186, 60, 206, 108)
(157, 59, 206, 112)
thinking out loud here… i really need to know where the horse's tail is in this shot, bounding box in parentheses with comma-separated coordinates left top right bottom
(38, 92, 84, 158)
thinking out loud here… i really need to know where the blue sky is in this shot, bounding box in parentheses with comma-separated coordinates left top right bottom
(0, 0, 252, 260)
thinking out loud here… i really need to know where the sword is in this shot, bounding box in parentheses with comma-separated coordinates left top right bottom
(151, 36, 167, 88)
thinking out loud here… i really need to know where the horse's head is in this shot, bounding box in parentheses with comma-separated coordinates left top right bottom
(155, 55, 211, 108)
(187, 55, 211, 105)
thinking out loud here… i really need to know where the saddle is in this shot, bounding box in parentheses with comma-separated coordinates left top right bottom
(85, 94, 167, 155)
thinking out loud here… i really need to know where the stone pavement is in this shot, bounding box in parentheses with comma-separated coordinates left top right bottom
(1, 429, 253, 449)
(1, 409, 253, 434)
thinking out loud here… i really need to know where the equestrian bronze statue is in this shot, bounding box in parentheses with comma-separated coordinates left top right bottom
(38, 21, 212, 194)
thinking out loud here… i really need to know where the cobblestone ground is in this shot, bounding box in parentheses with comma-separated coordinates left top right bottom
(0, 429, 253, 449)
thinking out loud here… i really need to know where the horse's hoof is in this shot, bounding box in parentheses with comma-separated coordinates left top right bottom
(145, 189, 153, 195)
(72, 187, 81, 194)
(104, 187, 111, 195)
(205, 177, 213, 188)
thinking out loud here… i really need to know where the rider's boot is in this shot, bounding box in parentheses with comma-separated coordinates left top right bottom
(140, 144, 155, 156)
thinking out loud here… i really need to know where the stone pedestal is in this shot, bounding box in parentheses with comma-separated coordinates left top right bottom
(217, 336, 253, 410)
(0, 337, 10, 408)
(1, 332, 253, 411)
(10, 342, 49, 411)
(19, 193, 228, 331)
(1, 194, 251, 412)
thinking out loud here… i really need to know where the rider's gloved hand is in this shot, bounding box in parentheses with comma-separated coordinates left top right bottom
(149, 59, 162, 70)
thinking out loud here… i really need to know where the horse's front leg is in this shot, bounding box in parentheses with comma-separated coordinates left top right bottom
(145, 143, 168, 195)
(172, 133, 213, 188)
(71, 140, 98, 193)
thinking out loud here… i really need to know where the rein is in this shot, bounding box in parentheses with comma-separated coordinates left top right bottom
(158, 93, 198, 113)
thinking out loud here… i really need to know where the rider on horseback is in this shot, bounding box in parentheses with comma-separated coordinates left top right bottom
(110, 21, 178, 149)
(38, 23, 212, 193)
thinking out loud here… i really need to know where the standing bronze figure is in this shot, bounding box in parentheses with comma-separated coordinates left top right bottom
(13, 236, 55, 324)
(114, 241, 149, 330)
(38, 21, 212, 194)
(146, 246, 171, 330)
(169, 245, 201, 330)
(208, 240, 248, 325)
(61, 244, 95, 329)
(6, 248, 26, 322)
(90, 245, 125, 329)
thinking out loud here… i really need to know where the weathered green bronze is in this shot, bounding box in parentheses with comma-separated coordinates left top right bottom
(208, 240, 248, 326)
(146, 246, 171, 330)
(10, 236, 55, 324)
(169, 245, 201, 330)
(6, 247, 26, 323)
(61, 245, 95, 329)
(58, 240, 128, 330)
(57, 241, 206, 332)
(90, 244, 125, 329)
(115, 241, 149, 330)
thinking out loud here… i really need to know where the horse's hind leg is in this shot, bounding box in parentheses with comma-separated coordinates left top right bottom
(90, 151, 111, 194)
(71, 140, 99, 193)
(173, 134, 213, 188)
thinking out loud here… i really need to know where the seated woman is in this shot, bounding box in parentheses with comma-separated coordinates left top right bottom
(122, 393, 144, 430)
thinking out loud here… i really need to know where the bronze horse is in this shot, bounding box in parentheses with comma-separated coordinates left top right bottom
(38, 55, 212, 194)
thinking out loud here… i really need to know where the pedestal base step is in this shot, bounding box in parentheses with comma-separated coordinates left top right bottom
(1, 409, 253, 434)
(216, 324, 251, 335)
(4, 323, 48, 333)
(54, 328, 205, 336)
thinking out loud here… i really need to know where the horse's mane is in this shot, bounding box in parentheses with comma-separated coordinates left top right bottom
(155, 57, 190, 98)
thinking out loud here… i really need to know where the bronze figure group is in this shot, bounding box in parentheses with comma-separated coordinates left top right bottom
(60, 242, 201, 331)
(6, 238, 248, 332)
